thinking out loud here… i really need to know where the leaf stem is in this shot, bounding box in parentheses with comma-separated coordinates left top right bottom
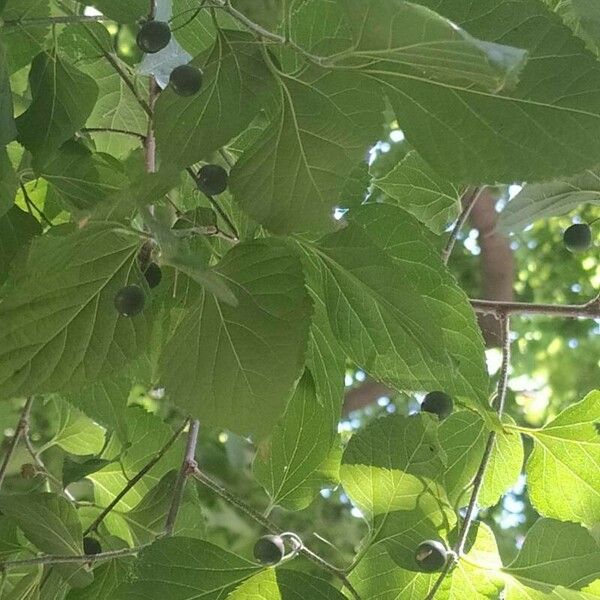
(0, 397, 34, 492)
(3, 14, 108, 26)
(191, 466, 361, 599)
(164, 420, 199, 536)
(442, 186, 485, 265)
(83, 419, 187, 536)
(82, 127, 146, 141)
(424, 315, 511, 600)
(19, 181, 52, 227)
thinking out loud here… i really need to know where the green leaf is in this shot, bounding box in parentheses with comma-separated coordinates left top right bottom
(300, 222, 452, 397)
(0, 223, 149, 399)
(349, 545, 441, 599)
(0, 205, 41, 285)
(229, 569, 347, 599)
(80, 57, 147, 159)
(37, 141, 130, 213)
(3, 568, 43, 600)
(525, 390, 600, 523)
(339, 0, 527, 91)
(0, 0, 50, 74)
(349, 204, 491, 413)
(155, 31, 274, 169)
(253, 371, 341, 510)
(373, 151, 461, 234)
(75, 0, 145, 23)
(39, 396, 106, 456)
(0, 515, 24, 558)
(159, 239, 312, 439)
(66, 378, 131, 446)
(87, 407, 182, 511)
(114, 471, 205, 546)
(0, 148, 17, 217)
(0, 41, 16, 146)
(372, 0, 600, 182)
(0, 493, 93, 588)
(500, 169, 600, 232)
(438, 412, 523, 508)
(16, 50, 98, 157)
(62, 456, 113, 487)
(340, 413, 446, 517)
(114, 537, 260, 599)
(231, 69, 383, 233)
(504, 519, 600, 591)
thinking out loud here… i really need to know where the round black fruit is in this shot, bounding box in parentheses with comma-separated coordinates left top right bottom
(144, 262, 162, 289)
(137, 20, 171, 54)
(169, 64, 203, 96)
(83, 537, 102, 556)
(197, 164, 228, 196)
(253, 535, 285, 565)
(421, 391, 453, 420)
(415, 540, 448, 573)
(114, 285, 145, 317)
(563, 223, 592, 253)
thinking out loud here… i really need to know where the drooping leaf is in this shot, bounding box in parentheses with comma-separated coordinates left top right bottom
(299, 223, 452, 398)
(159, 239, 312, 440)
(231, 68, 383, 233)
(253, 371, 341, 511)
(16, 50, 98, 157)
(339, 0, 527, 91)
(0, 493, 93, 588)
(504, 519, 600, 592)
(0, 41, 16, 145)
(525, 390, 600, 523)
(500, 169, 600, 232)
(37, 141, 130, 213)
(155, 30, 274, 168)
(340, 413, 446, 518)
(0, 224, 149, 399)
(373, 151, 461, 234)
(38, 396, 106, 456)
(0, 205, 41, 284)
(370, 0, 600, 182)
(229, 568, 347, 599)
(349, 204, 491, 416)
(114, 537, 260, 599)
(0, 148, 17, 217)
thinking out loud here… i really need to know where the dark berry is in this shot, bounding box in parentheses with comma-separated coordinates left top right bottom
(415, 540, 448, 573)
(197, 164, 228, 196)
(169, 64, 203, 96)
(144, 262, 162, 289)
(563, 223, 592, 253)
(253, 535, 285, 565)
(137, 20, 171, 54)
(83, 537, 102, 556)
(421, 391, 453, 420)
(114, 285, 145, 317)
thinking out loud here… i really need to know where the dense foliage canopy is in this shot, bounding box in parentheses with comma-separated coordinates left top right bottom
(0, 0, 598, 599)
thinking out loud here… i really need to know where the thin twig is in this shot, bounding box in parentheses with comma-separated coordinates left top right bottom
(82, 127, 146, 141)
(83, 420, 187, 536)
(164, 420, 200, 536)
(19, 181, 52, 227)
(442, 187, 485, 265)
(424, 316, 511, 600)
(470, 296, 600, 319)
(0, 398, 34, 491)
(191, 466, 361, 599)
(4, 14, 107, 26)
(186, 167, 240, 240)
(0, 545, 149, 570)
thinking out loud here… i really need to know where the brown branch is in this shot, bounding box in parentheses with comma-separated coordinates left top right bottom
(83, 420, 187, 536)
(0, 397, 34, 491)
(424, 316, 511, 600)
(471, 296, 600, 319)
(164, 420, 199, 536)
